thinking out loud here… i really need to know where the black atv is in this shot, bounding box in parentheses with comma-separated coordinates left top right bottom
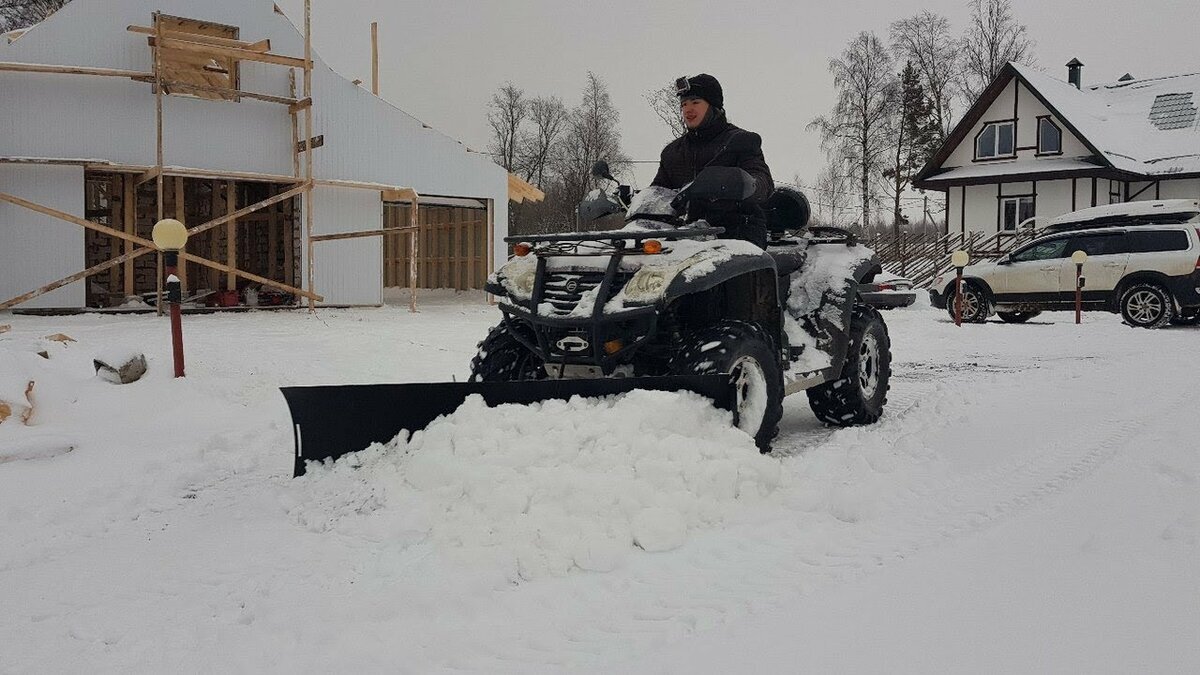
(474, 163, 892, 449)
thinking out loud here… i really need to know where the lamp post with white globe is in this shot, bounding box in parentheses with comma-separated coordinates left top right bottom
(152, 218, 189, 378)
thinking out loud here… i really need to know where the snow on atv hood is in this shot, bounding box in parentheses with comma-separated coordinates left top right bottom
(289, 390, 780, 581)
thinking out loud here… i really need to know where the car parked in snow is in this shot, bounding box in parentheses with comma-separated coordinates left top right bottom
(860, 271, 916, 309)
(930, 209, 1200, 328)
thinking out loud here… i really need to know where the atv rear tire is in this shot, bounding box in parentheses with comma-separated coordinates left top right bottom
(807, 305, 891, 426)
(671, 320, 783, 451)
(469, 323, 546, 382)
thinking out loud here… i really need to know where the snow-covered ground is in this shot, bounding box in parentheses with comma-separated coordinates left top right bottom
(1, 292, 1197, 673)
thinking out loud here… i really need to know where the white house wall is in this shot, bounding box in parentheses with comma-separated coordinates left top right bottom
(944, 79, 1090, 168)
(0, 164, 84, 307)
(309, 185, 382, 306)
(1158, 179, 1200, 201)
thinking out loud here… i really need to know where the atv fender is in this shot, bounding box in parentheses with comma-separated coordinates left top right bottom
(660, 253, 782, 342)
(793, 256, 879, 377)
(659, 252, 776, 304)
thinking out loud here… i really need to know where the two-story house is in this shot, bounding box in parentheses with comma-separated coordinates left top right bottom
(914, 60, 1200, 235)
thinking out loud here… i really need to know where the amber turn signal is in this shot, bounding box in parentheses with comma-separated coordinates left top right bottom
(514, 243, 532, 257)
(604, 339, 623, 354)
(642, 239, 663, 254)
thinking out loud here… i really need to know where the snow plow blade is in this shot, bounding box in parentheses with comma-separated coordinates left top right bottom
(282, 375, 735, 477)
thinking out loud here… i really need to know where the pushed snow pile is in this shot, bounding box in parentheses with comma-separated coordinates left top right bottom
(287, 390, 779, 580)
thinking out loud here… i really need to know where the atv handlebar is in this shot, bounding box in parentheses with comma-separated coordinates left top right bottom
(504, 227, 724, 244)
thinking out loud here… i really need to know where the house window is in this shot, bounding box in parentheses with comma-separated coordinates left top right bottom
(1038, 118, 1062, 155)
(155, 15, 241, 101)
(975, 121, 1015, 159)
(1001, 196, 1034, 230)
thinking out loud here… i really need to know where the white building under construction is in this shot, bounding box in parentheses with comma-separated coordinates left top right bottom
(0, 0, 535, 310)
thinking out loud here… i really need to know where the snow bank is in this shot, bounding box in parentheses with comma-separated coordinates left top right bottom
(288, 390, 779, 580)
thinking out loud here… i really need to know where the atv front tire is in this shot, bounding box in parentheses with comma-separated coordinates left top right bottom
(671, 320, 783, 451)
(807, 305, 891, 426)
(468, 322, 546, 382)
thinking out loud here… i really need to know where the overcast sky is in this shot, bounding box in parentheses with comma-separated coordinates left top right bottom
(276, 0, 1197, 195)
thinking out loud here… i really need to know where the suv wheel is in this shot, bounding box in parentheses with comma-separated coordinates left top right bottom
(997, 310, 1041, 323)
(671, 320, 783, 451)
(1119, 283, 1175, 329)
(945, 283, 988, 323)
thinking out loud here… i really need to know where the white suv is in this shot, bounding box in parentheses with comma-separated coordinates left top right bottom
(930, 213, 1200, 328)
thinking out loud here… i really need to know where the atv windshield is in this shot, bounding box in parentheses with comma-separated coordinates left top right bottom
(623, 186, 683, 231)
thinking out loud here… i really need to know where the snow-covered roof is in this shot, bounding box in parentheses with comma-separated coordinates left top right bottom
(922, 157, 1105, 183)
(1011, 63, 1200, 177)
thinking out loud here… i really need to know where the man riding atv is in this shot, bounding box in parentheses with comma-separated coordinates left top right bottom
(652, 74, 774, 248)
(282, 79, 892, 474)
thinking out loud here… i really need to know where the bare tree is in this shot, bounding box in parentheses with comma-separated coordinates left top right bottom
(0, 0, 68, 32)
(556, 72, 629, 229)
(810, 163, 853, 227)
(644, 83, 684, 139)
(519, 95, 568, 188)
(959, 0, 1035, 101)
(486, 83, 528, 173)
(890, 10, 960, 139)
(809, 32, 898, 231)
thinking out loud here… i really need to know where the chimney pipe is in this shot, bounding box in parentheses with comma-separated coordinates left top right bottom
(1066, 58, 1084, 89)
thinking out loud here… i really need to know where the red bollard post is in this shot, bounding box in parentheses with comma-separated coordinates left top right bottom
(1075, 263, 1083, 325)
(955, 269, 964, 327)
(1071, 250, 1088, 326)
(153, 219, 189, 378)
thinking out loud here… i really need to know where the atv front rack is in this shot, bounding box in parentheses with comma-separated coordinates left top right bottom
(503, 226, 724, 244)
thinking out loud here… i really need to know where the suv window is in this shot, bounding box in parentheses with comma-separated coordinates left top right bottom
(1066, 232, 1128, 256)
(1010, 238, 1069, 262)
(1127, 229, 1189, 253)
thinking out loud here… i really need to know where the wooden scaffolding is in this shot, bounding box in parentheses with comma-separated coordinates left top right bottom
(0, 1, 430, 313)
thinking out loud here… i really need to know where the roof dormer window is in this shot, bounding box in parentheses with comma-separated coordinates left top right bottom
(975, 120, 1015, 160)
(1037, 117, 1062, 155)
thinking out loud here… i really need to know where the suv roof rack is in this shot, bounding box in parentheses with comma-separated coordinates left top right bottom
(1044, 199, 1200, 234)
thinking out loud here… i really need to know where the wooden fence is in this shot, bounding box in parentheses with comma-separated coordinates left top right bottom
(862, 228, 1043, 288)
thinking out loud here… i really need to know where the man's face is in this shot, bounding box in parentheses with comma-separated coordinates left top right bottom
(680, 97, 710, 129)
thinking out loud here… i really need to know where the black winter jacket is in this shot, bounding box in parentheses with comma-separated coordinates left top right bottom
(650, 110, 773, 204)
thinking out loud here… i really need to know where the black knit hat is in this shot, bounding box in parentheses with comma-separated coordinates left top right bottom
(676, 73, 723, 110)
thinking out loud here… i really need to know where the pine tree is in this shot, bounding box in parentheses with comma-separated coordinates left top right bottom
(882, 62, 940, 236)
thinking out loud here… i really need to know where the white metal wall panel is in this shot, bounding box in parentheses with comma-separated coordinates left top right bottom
(0, 165, 84, 308)
(309, 185, 382, 306)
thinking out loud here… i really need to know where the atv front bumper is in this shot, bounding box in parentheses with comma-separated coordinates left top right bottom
(498, 301, 658, 375)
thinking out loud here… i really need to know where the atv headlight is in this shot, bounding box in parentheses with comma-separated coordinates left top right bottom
(621, 258, 700, 305)
(497, 258, 538, 300)
(626, 269, 668, 298)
